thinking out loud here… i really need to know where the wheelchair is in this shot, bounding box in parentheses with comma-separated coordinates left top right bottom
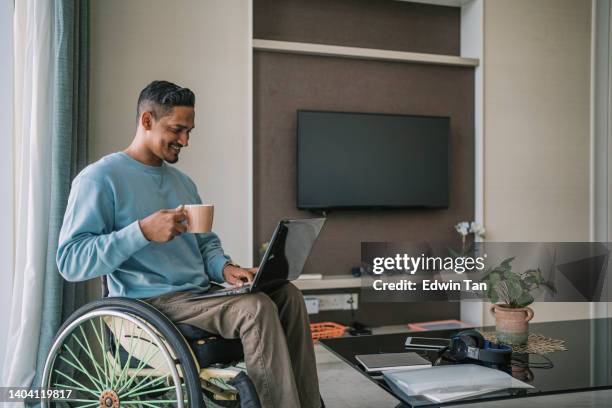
(41, 278, 261, 408)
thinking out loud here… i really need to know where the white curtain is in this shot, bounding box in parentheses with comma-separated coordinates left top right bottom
(2, 0, 54, 390)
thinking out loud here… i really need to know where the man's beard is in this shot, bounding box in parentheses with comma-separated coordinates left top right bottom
(165, 154, 179, 164)
(163, 145, 180, 163)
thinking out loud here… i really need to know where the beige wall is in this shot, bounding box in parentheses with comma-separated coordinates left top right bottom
(89, 0, 252, 266)
(482, 0, 592, 323)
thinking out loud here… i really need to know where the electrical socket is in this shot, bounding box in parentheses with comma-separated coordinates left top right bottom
(303, 296, 320, 314)
(317, 293, 359, 311)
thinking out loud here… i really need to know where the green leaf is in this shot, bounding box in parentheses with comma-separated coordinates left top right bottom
(515, 292, 534, 307)
(500, 257, 515, 270)
(523, 276, 536, 288)
(488, 272, 500, 285)
(505, 272, 521, 286)
(484, 274, 500, 299)
(489, 290, 499, 304)
(507, 280, 523, 301)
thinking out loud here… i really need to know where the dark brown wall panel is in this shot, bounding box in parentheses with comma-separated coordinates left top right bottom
(254, 0, 460, 55)
(254, 51, 474, 275)
(253, 52, 474, 325)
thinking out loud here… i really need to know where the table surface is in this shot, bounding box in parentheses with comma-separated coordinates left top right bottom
(320, 317, 612, 407)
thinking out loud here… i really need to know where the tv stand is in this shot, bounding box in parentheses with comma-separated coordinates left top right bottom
(294, 274, 362, 291)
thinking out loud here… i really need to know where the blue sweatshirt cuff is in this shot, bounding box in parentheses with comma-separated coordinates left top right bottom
(209, 253, 231, 283)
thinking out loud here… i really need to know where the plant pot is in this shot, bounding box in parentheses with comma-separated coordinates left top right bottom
(490, 304, 534, 345)
(511, 365, 534, 382)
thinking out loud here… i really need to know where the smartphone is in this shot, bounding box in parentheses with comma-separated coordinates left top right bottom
(404, 337, 450, 350)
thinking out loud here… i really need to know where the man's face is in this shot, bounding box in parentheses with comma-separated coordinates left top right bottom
(143, 106, 195, 164)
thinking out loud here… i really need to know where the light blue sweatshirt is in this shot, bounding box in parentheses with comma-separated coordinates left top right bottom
(57, 151, 231, 298)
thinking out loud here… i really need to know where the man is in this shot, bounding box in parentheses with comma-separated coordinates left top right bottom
(57, 80, 321, 408)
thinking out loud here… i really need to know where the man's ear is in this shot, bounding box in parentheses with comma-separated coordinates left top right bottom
(141, 111, 154, 131)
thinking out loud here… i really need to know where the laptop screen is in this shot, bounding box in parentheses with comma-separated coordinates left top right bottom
(253, 218, 326, 289)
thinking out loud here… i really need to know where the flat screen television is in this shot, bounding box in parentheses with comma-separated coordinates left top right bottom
(297, 110, 449, 209)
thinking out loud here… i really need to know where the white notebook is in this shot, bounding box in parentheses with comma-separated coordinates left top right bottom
(355, 352, 431, 373)
(383, 364, 534, 403)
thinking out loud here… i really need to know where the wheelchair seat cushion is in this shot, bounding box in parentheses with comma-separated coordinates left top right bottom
(176, 323, 217, 340)
(176, 323, 245, 367)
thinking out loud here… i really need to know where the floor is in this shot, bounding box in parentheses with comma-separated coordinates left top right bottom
(314, 344, 612, 408)
(315, 343, 399, 407)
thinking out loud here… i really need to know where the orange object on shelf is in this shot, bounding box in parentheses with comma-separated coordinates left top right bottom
(310, 322, 347, 341)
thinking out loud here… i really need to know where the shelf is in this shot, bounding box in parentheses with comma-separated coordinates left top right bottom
(253, 39, 479, 68)
(294, 275, 362, 291)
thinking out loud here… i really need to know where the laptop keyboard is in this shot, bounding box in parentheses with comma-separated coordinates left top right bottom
(219, 283, 251, 295)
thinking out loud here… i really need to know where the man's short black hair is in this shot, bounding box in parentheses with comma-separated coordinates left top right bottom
(137, 80, 195, 120)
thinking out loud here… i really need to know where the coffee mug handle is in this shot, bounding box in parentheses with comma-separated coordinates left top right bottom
(524, 307, 534, 322)
(489, 304, 497, 317)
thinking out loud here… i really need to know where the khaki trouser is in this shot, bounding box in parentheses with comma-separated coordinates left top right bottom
(145, 283, 320, 408)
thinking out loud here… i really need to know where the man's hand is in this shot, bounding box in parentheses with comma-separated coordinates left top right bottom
(223, 264, 258, 287)
(138, 205, 187, 242)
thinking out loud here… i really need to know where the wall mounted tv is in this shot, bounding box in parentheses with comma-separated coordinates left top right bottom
(297, 110, 449, 210)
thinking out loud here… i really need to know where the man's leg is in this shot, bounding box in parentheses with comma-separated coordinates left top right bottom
(265, 283, 320, 408)
(146, 291, 301, 408)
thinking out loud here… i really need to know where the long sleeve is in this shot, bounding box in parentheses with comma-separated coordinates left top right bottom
(192, 193, 230, 283)
(57, 177, 150, 282)
(195, 232, 231, 283)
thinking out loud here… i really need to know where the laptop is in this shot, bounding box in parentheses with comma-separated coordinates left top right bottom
(188, 218, 326, 300)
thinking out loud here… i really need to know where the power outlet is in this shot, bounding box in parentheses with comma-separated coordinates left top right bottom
(317, 293, 359, 311)
(303, 296, 320, 314)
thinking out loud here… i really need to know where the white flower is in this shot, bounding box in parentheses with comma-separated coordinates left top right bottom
(455, 221, 470, 236)
(470, 222, 486, 238)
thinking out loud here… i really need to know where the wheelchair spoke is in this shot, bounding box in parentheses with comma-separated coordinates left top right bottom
(52, 382, 98, 396)
(123, 400, 181, 407)
(110, 316, 125, 389)
(53, 368, 99, 396)
(114, 326, 143, 389)
(78, 323, 107, 389)
(68, 399, 100, 403)
(120, 374, 168, 399)
(122, 384, 176, 398)
(61, 335, 106, 391)
(115, 342, 159, 394)
(57, 354, 104, 393)
(69, 330, 106, 390)
(89, 317, 110, 388)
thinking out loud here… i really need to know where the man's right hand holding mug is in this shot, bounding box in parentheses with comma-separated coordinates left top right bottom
(138, 205, 187, 242)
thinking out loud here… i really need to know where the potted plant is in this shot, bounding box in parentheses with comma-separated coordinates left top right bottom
(481, 257, 556, 345)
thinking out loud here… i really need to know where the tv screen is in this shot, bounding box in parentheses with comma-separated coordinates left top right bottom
(297, 110, 449, 209)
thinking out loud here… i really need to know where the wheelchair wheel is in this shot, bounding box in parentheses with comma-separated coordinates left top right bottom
(41, 298, 204, 407)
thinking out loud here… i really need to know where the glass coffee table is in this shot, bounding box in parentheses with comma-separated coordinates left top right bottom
(320, 318, 612, 407)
